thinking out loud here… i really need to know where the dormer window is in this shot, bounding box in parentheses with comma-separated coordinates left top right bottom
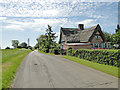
(96, 35, 99, 39)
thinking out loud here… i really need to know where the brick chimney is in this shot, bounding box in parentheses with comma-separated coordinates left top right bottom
(78, 24, 84, 30)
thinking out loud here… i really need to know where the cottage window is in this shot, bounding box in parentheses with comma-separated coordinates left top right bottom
(101, 43, 104, 48)
(106, 43, 109, 48)
(93, 43, 101, 48)
(109, 43, 111, 48)
(62, 45, 63, 49)
(96, 35, 99, 39)
(93, 43, 99, 48)
(95, 44, 98, 48)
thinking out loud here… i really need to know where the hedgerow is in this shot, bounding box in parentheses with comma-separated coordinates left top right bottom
(49, 48, 60, 54)
(67, 48, 120, 67)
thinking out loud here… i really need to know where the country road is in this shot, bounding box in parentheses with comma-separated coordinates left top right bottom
(12, 50, 118, 88)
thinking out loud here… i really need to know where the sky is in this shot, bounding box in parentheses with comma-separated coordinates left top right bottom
(0, 0, 119, 49)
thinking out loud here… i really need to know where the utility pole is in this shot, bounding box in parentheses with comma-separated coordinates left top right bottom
(28, 38, 30, 46)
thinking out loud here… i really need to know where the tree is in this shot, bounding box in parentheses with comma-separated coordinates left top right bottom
(12, 40, 19, 48)
(36, 34, 47, 48)
(45, 25, 57, 50)
(112, 30, 120, 44)
(112, 24, 120, 48)
(34, 43, 39, 49)
(5, 46, 10, 49)
(20, 42, 27, 48)
(17, 45, 22, 48)
(36, 25, 58, 52)
(103, 32, 113, 42)
(116, 24, 120, 32)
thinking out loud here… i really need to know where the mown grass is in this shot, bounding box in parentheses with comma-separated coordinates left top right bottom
(1, 49, 31, 89)
(63, 56, 119, 78)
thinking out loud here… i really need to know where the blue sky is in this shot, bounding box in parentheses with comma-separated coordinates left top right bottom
(0, 0, 119, 49)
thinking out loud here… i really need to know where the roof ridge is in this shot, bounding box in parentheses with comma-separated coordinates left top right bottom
(61, 27, 78, 29)
(84, 24, 98, 30)
(61, 24, 98, 30)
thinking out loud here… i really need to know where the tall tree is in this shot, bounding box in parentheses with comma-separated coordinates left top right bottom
(45, 25, 57, 49)
(112, 24, 120, 48)
(116, 24, 120, 32)
(12, 40, 19, 48)
(103, 32, 112, 42)
(36, 25, 57, 52)
(112, 30, 120, 45)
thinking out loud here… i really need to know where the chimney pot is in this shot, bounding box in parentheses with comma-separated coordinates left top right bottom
(78, 24, 84, 30)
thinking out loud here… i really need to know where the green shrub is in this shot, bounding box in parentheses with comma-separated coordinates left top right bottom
(67, 47, 72, 56)
(5, 47, 10, 49)
(49, 48, 60, 54)
(66, 49, 120, 67)
(42, 48, 49, 53)
(39, 47, 43, 51)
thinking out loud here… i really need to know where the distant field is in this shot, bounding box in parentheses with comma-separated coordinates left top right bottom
(1, 49, 31, 89)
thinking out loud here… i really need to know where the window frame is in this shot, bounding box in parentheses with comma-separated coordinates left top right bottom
(96, 35, 99, 39)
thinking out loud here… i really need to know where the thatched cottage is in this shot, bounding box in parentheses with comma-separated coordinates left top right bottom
(59, 24, 111, 50)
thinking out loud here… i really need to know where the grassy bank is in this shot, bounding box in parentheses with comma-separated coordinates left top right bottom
(63, 56, 119, 78)
(1, 49, 31, 89)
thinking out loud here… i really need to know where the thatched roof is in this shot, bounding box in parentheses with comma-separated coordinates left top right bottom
(59, 24, 105, 43)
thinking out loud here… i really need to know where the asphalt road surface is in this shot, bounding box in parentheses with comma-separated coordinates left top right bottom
(12, 50, 118, 88)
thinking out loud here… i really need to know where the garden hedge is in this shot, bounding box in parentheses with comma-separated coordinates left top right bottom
(67, 48, 120, 67)
(49, 48, 60, 54)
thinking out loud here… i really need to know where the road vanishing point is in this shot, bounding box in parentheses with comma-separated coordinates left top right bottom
(12, 50, 118, 88)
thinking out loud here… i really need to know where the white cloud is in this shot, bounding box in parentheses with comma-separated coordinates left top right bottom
(78, 19, 94, 24)
(80, 0, 119, 2)
(2, 17, 68, 32)
(1, 1, 117, 32)
(1, 0, 114, 18)
(5, 25, 24, 31)
(0, 0, 119, 3)
(43, 10, 59, 17)
(32, 18, 68, 32)
(0, 17, 7, 20)
(77, 19, 94, 24)
(77, 19, 96, 27)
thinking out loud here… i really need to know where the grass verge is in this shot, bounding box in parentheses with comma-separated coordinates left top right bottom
(2, 49, 31, 89)
(0, 50, 2, 90)
(63, 56, 119, 78)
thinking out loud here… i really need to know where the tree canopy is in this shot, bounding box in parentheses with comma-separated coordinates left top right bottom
(12, 40, 19, 48)
(20, 42, 27, 48)
(112, 24, 120, 48)
(103, 32, 112, 42)
(36, 25, 58, 52)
